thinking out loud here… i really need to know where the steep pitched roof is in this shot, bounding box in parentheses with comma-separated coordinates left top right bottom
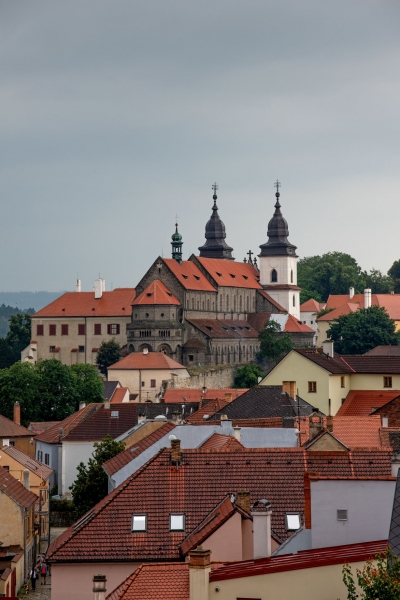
(337, 390, 400, 417)
(364, 346, 400, 356)
(317, 302, 359, 321)
(290, 349, 354, 374)
(195, 257, 262, 289)
(28, 421, 60, 435)
(106, 563, 189, 600)
(132, 280, 180, 306)
(46, 446, 392, 564)
(110, 388, 129, 404)
(62, 404, 139, 442)
(162, 389, 247, 404)
(300, 298, 324, 312)
(0, 465, 38, 508)
(1, 446, 53, 481)
(35, 403, 102, 443)
(283, 314, 314, 333)
(187, 318, 259, 339)
(103, 381, 121, 400)
(198, 434, 245, 451)
(108, 352, 187, 371)
(32, 289, 136, 318)
(162, 259, 216, 292)
(0, 415, 33, 438)
(186, 399, 231, 423)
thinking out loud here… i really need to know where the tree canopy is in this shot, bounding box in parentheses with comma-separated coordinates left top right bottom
(389, 260, 400, 293)
(257, 320, 294, 364)
(327, 306, 400, 355)
(0, 312, 32, 368)
(342, 548, 400, 599)
(70, 435, 126, 517)
(234, 363, 264, 388)
(0, 360, 104, 424)
(96, 339, 122, 376)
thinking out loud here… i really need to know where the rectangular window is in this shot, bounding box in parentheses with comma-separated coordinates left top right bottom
(107, 324, 120, 335)
(49, 346, 55, 353)
(78, 324, 85, 335)
(44, 453, 50, 466)
(150, 379, 156, 388)
(61, 324, 69, 335)
(37, 451, 43, 462)
(9, 441, 14, 446)
(2, 465, 9, 472)
(49, 325, 56, 336)
(132, 514, 147, 532)
(2, 439, 10, 447)
(94, 324, 101, 335)
(188, 355, 194, 362)
(384, 376, 392, 388)
(337, 509, 348, 521)
(308, 381, 317, 393)
(340, 376, 345, 388)
(78, 346, 85, 353)
(141, 381, 145, 387)
(170, 514, 185, 531)
(285, 513, 301, 531)
(37, 324, 44, 336)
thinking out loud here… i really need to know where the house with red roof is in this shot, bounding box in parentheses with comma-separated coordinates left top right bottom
(0, 407, 35, 458)
(28, 284, 136, 366)
(300, 297, 325, 342)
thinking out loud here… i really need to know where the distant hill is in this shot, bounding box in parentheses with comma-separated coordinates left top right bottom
(0, 304, 34, 338)
(0, 291, 66, 312)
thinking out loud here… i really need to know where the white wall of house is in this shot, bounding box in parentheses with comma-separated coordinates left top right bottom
(58, 441, 96, 497)
(36, 441, 57, 488)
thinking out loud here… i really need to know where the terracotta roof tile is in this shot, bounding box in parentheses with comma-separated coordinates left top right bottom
(0, 465, 38, 508)
(35, 403, 102, 443)
(365, 346, 400, 356)
(199, 433, 245, 450)
(246, 312, 271, 332)
(108, 352, 187, 371)
(317, 302, 359, 321)
(342, 355, 400, 374)
(292, 349, 354, 374)
(162, 259, 216, 292)
(196, 257, 262, 289)
(182, 338, 206, 348)
(0, 415, 33, 438)
(1, 446, 53, 481)
(32, 289, 136, 318)
(187, 399, 231, 423)
(132, 280, 180, 306)
(187, 318, 259, 339)
(63, 404, 139, 442)
(283, 314, 314, 333)
(163, 389, 247, 404)
(337, 390, 400, 417)
(110, 388, 129, 404)
(106, 562, 189, 600)
(28, 421, 60, 435)
(300, 299, 324, 312)
(325, 293, 400, 320)
(300, 416, 385, 449)
(46, 446, 392, 563)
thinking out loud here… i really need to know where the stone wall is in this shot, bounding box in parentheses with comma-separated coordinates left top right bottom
(164, 364, 238, 389)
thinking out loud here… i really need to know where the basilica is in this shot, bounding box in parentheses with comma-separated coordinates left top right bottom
(127, 185, 314, 366)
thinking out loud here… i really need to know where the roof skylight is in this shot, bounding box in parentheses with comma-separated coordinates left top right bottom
(285, 513, 301, 531)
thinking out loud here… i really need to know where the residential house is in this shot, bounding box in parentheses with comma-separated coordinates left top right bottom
(337, 390, 400, 417)
(27, 285, 136, 366)
(0, 544, 24, 599)
(107, 351, 190, 401)
(0, 404, 35, 458)
(299, 298, 325, 335)
(46, 440, 392, 600)
(261, 348, 400, 415)
(0, 465, 38, 581)
(0, 445, 53, 543)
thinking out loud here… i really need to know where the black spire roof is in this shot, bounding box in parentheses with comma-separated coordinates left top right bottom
(198, 184, 234, 260)
(259, 183, 297, 258)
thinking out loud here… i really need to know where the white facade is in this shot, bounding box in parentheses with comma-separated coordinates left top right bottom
(259, 255, 300, 319)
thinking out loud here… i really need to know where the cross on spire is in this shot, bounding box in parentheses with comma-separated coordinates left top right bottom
(274, 179, 281, 193)
(212, 182, 219, 201)
(247, 250, 253, 264)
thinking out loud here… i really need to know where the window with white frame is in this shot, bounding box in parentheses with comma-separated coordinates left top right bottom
(169, 514, 185, 531)
(132, 514, 147, 532)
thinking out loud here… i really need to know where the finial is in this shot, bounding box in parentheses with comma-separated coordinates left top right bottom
(243, 257, 247, 263)
(247, 250, 253, 265)
(274, 179, 281, 197)
(212, 182, 219, 201)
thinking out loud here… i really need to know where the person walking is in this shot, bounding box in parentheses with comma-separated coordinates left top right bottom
(40, 562, 47, 585)
(29, 566, 38, 590)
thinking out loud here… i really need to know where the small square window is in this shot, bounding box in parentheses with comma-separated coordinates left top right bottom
(188, 355, 194, 362)
(79, 346, 85, 353)
(49, 346, 55, 353)
(308, 381, 317, 393)
(170, 514, 185, 531)
(151, 379, 156, 388)
(111, 411, 119, 418)
(337, 509, 348, 521)
(285, 513, 301, 531)
(384, 376, 392, 388)
(132, 514, 147, 532)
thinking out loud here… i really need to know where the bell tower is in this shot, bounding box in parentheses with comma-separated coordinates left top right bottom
(258, 181, 300, 319)
(198, 183, 234, 260)
(171, 220, 183, 264)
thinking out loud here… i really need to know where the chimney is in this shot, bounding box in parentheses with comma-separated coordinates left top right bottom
(171, 438, 181, 465)
(233, 426, 241, 443)
(382, 415, 389, 428)
(138, 414, 146, 424)
(322, 340, 334, 358)
(309, 413, 323, 440)
(13, 401, 21, 426)
(101, 279, 106, 293)
(76, 279, 81, 292)
(220, 414, 228, 421)
(92, 575, 107, 600)
(364, 288, 372, 309)
(79, 401, 86, 411)
(224, 392, 232, 403)
(142, 347, 149, 355)
(235, 490, 250, 513)
(349, 286, 354, 299)
(104, 399, 110, 410)
(94, 279, 103, 299)
(251, 499, 272, 558)
(189, 546, 211, 600)
(282, 381, 296, 398)
(23, 470, 30, 491)
(326, 415, 333, 432)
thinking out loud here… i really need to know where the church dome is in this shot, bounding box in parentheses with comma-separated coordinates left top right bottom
(171, 224, 182, 242)
(198, 185, 234, 260)
(259, 188, 297, 258)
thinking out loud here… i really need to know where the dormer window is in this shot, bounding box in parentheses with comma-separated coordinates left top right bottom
(147, 293, 152, 297)
(216, 272, 222, 278)
(230, 274, 236, 279)
(242, 275, 248, 280)
(182, 275, 188, 280)
(132, 514, 147, 532)
(194, 275, 200, 281)
(170, 514, 185, 531)
(271, 269, 278, 283)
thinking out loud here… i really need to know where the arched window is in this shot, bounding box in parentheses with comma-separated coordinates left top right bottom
(293, 295, 296, 307)
(271, 269, 278, 283)
(291, 269, 294, 283)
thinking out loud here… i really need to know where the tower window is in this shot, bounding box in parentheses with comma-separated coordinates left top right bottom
(291, 269, 293, 283)
(293, 295, 295, 307)
(271, 269, 278, 283)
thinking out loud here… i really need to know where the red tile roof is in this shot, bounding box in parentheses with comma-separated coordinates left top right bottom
(0, 415, 33, 438)
(46, 446, 392, 563)
(199, 434, 245, 451)
(162, 259, 216, 292)
(283, 314, 314, 333)
(187, 399, 231, 423)
(325, 293, 400, 320)
(163, 389, 247, 404)
(284, 349, 353, 374)
(187, 319, 259, 339)
(35, 403, 102, 443)
(246, 312, 271, 332)
(107, 562, 190, 600)
(300, 416, 385, 449)
(132, 280, 180, 306)
(337, 390, 400, 417)
(32, 289, 136, 318)
(196, 257, 262, 289)
(1, 446, 53, 481)
(317, 302, 359, 321)
(28, 421, 60, 435)
(300, 299, 324, 312)
(110, 388, 129, 404)
(182, 338, 206, 348)
(103, 422, 175, 477)
(0, 465, 38, 508)
(63, 404, 139, 442)
(210, 539, 388, 582)
(108, 352, 187, 371)
(365, 346, 400, 356)
(343, 355, 400, 374)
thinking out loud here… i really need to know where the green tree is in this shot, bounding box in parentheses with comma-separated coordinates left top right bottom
(388, 260, 400, 293)
(70, 435, 126, 517)
(300, 289, 323, 305)
(96, 339, 122, 376)
(234, 363, 264, 388)
(257, 320, 294, 363)
(327, 306, 400, 355)
(71, 363, 104, 405)
(363, 268, 393, 294)
(36, 359, 78, 420)
(4, 313, 32, 364)
(0, 362, 40, 422)
(0, 338, 16, 370)
(342, 548, 400, 599)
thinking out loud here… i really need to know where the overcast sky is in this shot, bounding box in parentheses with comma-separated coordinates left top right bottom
(1, 1, 400, 292)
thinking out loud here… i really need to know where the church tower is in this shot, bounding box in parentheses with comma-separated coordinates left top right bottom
(171, 222, 183, 264)
(198, 183, 234, 260)
(258, 181, 300, 319)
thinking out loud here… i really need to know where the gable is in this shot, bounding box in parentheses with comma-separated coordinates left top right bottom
(306, 432, 349, 452)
